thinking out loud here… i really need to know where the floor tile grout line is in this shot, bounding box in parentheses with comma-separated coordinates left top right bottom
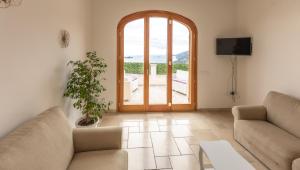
(126, 147, 153, 149)
(168, 154, 175, 170)
(167, 156, 173, 169)
(174, 137, 195, 156)
(150, 131, 157, 169)
(171, 133, 183, 156)
(126, 128, 130, 149)
(182, 137, 194, 154)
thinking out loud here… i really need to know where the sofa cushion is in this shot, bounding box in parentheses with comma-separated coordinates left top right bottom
(264, 91, 300, 138)
(68, 150, 128, 170)
(235, 120, 300, 170)
(0, 107, 74, 170)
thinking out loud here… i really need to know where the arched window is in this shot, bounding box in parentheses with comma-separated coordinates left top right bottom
(117, 10, 197, 112)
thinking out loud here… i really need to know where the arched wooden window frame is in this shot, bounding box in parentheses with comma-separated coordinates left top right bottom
(117, 10, 198, 112)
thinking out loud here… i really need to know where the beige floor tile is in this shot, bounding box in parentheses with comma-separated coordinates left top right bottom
(122, 127, 129, 140)
(171, 125, 193, 137)
(211, 129, 234, 139)
(121, 121, 140, 127)
(151, 132, 180, 156)
(122, 141, 128, 149)
(185, 130, 219, 145)
(140, 126, 160, 133)
(140, 125, 160, 132)
(172, 119, 190, 125)
(206, 120, 228, 129)
(157, 119, 169, 126)
(126, 148, 156, 170)
(122, 118, 144, 122)
(189, 119, 211, 130)
(203, 112, 233, 129)
(159, 125, 170, 132)
(170, 112, 198, 119)
(160, 124, 194, 133)
(140, 119, 158, 126)
(174, 138, 193, 155)
(211, 129, 245, 151)
(155, 156, 172, 169)
(139, 120, 160, 132)
(129, 126, 139, 133)
(146, 113, 166, 119)
(128, 133, 152, 148)
(118, 113, 147, 120)
(170, 155, 200, 170)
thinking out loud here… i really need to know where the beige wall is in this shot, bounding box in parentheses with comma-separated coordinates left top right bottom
(0, 0, 92, 137)
(92, 0, 237, 110)
(237, 0, 300, 104)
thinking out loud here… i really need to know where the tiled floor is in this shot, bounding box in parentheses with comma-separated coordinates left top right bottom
(101, 111, 269, 170)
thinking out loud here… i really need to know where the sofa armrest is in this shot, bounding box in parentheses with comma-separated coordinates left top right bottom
(293, 158, 300, 170)
(232, 105, 267, 121)
(73, 126, 122, 153)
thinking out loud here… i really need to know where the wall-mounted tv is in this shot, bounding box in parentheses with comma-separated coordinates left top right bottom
(216, 37, 252, 55)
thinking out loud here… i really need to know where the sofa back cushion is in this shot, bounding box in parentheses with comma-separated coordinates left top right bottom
(264, 91, 300, 138)
(0, 107, 74, 170)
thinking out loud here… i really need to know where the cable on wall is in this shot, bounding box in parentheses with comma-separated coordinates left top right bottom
(230, 55, 238, 102)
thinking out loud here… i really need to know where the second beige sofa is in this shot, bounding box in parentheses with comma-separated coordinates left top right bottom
(0, 107, 128, 170)
(233, 91, 300, 170)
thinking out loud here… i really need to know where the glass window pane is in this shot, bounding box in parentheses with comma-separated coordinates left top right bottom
(123, 19, 144, 105)
(172, 20, 190, 104)
(149, 17, 168, 105)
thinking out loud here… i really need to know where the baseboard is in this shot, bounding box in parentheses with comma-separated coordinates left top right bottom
(106, 108, 232, 113)
(197, 108, 231, 112)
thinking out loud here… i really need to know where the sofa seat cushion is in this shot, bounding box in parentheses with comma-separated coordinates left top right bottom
(235, 120, 300, 170)
(68, 150, 128, 170)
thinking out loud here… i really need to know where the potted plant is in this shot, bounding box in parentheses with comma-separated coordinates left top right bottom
(64, 51, 111, 127)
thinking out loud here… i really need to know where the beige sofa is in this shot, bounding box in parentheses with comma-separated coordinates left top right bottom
(233, 91, 300, 170)
(0, 107, 128, 170)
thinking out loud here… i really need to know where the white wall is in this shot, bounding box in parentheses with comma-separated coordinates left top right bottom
(237, 0, 300, 104)
(92, 0, 238, 110)
(5, 0, 297, 137)
(0, 0, 92, 137)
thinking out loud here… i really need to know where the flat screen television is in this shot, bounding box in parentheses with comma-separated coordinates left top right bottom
(216, 37, 252, 55)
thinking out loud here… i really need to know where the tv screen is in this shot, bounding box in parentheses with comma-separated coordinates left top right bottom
(216, 37, 252, 55)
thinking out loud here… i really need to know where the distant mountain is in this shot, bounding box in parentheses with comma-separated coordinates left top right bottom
(174, 51, 189, 64)
(125, 55, 167, 63)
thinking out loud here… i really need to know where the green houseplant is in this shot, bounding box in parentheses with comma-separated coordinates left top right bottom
(64, 51, 111, 127)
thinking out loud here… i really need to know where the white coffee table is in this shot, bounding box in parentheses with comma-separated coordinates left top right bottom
(199, 140, 255, 170)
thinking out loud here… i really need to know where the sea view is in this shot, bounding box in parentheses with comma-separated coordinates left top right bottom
(125, 51, 189, 64)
